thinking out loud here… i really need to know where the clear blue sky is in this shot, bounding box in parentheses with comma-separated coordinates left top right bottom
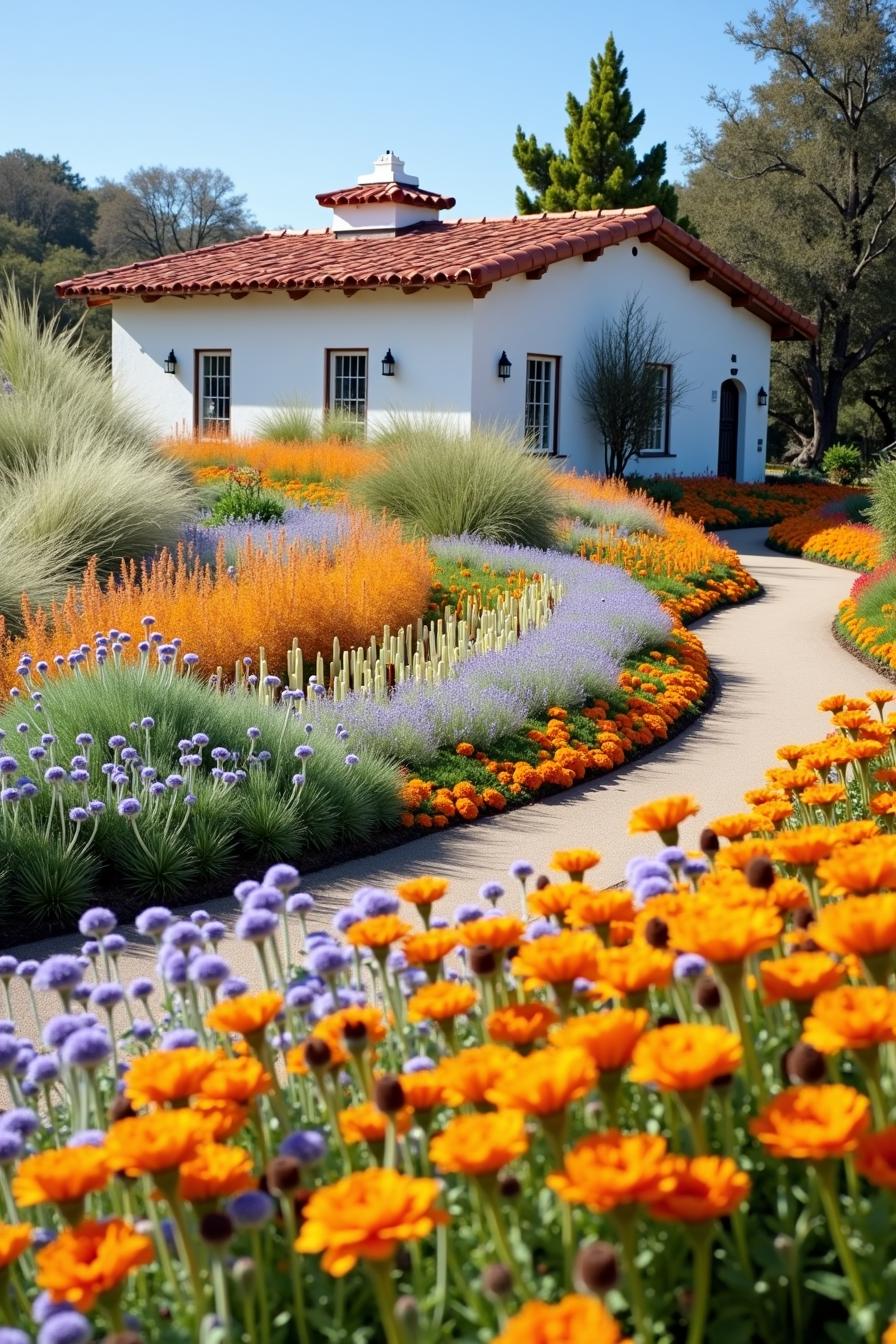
(7, 0, 764, 231)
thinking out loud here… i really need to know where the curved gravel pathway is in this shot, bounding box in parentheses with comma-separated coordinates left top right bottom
(3, 528, 874, 995)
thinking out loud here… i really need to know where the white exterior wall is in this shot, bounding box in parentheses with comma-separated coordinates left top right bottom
(470, 243, 772, 482)
(111, 240, 774, 481)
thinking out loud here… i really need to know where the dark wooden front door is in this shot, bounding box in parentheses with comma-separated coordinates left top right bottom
(717, 380, 739, 479)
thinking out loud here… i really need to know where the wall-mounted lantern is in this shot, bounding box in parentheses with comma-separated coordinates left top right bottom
(381, 348, 396, 377)
(497, 350, 512, 381)
(163, 350, 178, 375)
(757, 386, 768, 407)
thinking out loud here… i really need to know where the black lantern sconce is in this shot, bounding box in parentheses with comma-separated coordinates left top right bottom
(381, 348, 396, 377)
(497, 350, 512, 381)
(757, 386, 768, 407)
(163, 349, 178, 375)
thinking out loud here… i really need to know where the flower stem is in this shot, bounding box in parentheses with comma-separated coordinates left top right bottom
(615, 1210, 652, 1343)
(367, 1260, 404, 1344)
(686, 1233, 712, 1344)
(813, 1164, 874, 1344)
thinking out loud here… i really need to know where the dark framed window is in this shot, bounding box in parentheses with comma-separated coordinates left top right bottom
(640, 363, 672, 456)
(524, 355, 560, 455)
(326, 349, 368, 424)
(195, 351, 232, 435)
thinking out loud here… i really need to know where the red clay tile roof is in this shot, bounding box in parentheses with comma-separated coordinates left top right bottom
(55, 206, 816, 340)
(315, 182, 455, 210)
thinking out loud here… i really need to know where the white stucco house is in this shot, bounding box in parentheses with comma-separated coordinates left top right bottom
(58, 152, 815, 481)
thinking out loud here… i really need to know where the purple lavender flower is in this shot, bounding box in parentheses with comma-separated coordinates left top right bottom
(78, 908, 116, 937)
(61, 1027, 111, 1069)
(33, 956, 83, 995)
(279, 1129, 326, 1166)
(235, 909, 279, 943)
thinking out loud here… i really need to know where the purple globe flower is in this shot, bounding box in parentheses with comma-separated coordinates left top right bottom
(228, 1190, 275, 1229)
(523, 917, 560, 941)
(633, 876, 674, 907)
(244, 886, 285, 914)
(658, 846, 686, 867)
(191, 910, 210, 926)
(674, 953, 708, 980)
(263, 863, 300, 892)
(0, 1328, 30, 1344)
(128, 977, 154, 1001)
(117, 797, 142, 818)
(78, 908, 116, 937)
(0, 1131, 22, 1163)
(66, 1130, 106, 1149)
(235, 909, 279, 943)
(352, 887, 399, 918)
(81, 942, 99, 960)
(0, 1107, 39, 1138)
(333, 908, 362, 934)
(68, 806, 89, 823)
(454, 904, 486, 925)
(219, 976, 250, 999)
(509, 860, 534, 880)
(682, 857, 711, 879)
(404, 1054, 436, 1073)
(479, 882, 505, 905)
(158, 949, 189, 986)
(26, 1055, 60, 1087)
(189, 954, 230, 988)
(43, 1013, 94, 1049)
(286, 892, 314, 914)
(38, 1310, 94, 1344)
(135, 906, 172, 938)
(203, 920, 227, 944)
(161, 920, 204, 951)
(89, 983, 125, 1011)
(102, 934, 126, 955)
(0, 957, 17, 978)
(33, 956, 83, 995)
(61, 1027, 111, 1069)
(279, 1129, 327, 1166)
(161, 1028, 200, 1051)
(233, 880, 260, 904)
(285, 984, 314, 1010)
(307, 943, 352, 978)
(131, 1020, 154, 1042)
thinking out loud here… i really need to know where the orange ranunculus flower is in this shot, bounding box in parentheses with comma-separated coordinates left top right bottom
(511, 931, 602, 987)
(815, 893, 896, 959)
(759, 952, 846, 1005)
(550, 1007, 648, 1070)
(407, 980, 478, 1023)
(485, 1046, 597, 1116)
(816, 837, 896, 896)
(205, 989, 284, 1038)
(455, 916, 526, 951)
(198, 1055, 272, 1104)
(397, 1069, 447, 1112)
(771, 826, 837, 867)
(13, 1147, 111, 1209)
(35, 1218, 154, 1312)
(315, 1004, 389, 1047)
(527, 883, 577, 919)
(629, 1024, 742, 1092)
(628, 795, 699, 838)
(105, 1110, 211, 1177)
(338, 1101, 413, 1146)
(486, 1002, 559, 1047)
(125, 1047, 220, 1108)
(403, 928, 459, 966)
(591, 945, 675, 998)
(494, 1294, 630, 1344)
(665, 900, 781, 967)
(346, 914, 412, 949)
(429, 1109, 529, 1175)
(438, 1044, 517, 1106)
(749, 1084, 870, 1160)
(565, 886, 634, 930)
(855, 1126, 896, 1189)
(646, 1155, 750, 1222)
(396, 876, 449, 907)
(0, 1222, 31, 1267)
(801, 985, 896, 1055)
(191, 1097, 249, 1140)
(296, 1168, 448, 1276)
(551, 848, 601, 879)
(547, 1130, 672, 1212)
(178, 1143, 255, 1203)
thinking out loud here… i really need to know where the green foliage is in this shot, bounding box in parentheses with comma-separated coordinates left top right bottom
(822, 442, 864, 484)
(254, 403, 318, 443)
(0, 287, 196, 627)
(322, 408, 367, 443)
(854, 566, 896, 624)
(513, 34, 681, 218)
(562, 494, 665, 536)
(626, 475, 683, 505)
(868, 456, 896, 558)
(206, 466, 285, 524)
(359, 416, 562, 547)
(8, 832, 97, 930)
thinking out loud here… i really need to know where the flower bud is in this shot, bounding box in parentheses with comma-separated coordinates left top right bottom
(374, 1075, 406, 1115)
(343, 1020, 368, 1053)
(199, 1210, 234, 1246)
(304, 1037, 332, 1070)
(232, 1257, 256, 1290)
(266, 1156, 301, 1195)
(481, 1263, 514, 1299)
(643, 917, 669, 949)
(574, 1240, 619, 1295)
(710, 1072, 734, 1091)
(394, 1295, 419, 1342)
(694, 976, 721, 1012)
(109, 1094, 136, 1123)
(535, 875, 550, 890)
(469, 945, 498, 976)
(656, 1012, 678, 1028)
(792, 908, 815, 930)
(745, 855, 775, 889)
(699, 828, 719, 855)
(784, 1042, 826, 1085)
(498, 1173, 521, 1199)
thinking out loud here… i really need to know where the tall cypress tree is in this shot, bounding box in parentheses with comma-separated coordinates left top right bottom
(513, 35, 681, 219)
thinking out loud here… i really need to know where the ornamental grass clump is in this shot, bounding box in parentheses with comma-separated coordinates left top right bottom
(358, 416, 563, 547)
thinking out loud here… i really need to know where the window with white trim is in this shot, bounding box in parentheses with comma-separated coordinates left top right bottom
(196, 351, 231, 435)
(524, 355, 559, 454)
(327, 350, 368, 424)
(642, 363, 671, 455)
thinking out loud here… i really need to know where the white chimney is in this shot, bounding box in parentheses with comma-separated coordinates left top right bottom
(316, 153, 455, 237)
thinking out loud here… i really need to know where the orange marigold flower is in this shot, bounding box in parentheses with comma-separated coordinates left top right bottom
(35, 1218, 154, 1312)
(403, 928, 459, 966)
(629, 1024, 743, 1092)
(125, 1047, 219, 1108)
(296, 1168, 448, 1276)
(759, 952, 846, 1005)
(455, 742, 475, 757)
(771, 827, 837, 867)
(801, 985, 896, 1055)
(769, 878, 811, 912)
(397, 1069, 447, 1112)
(591, 945, 675, 998)
(315, 1004, 389, 1047)
(192, 1097, 249, 1141)
(494, 1294, 630, 1344)
(868, 689, 895, 710)
(179, 1143, 255, 1203)
(199, 1056, 272, 1105)
(551, 848, 601, 879)
(486, 1002, 559, 1047)
(855, 1126, 896, 1189)
(750, 1084, 870, 1160)
(527, 882, 577, 918)
(438, 1044, 517, 1106)
(13, 1147, 110, 1209)
(511, 931, 602, 987)
(665, 900, 781, 967)
(647, 1156, 750, 1222)
(550, 1007, 648, 1070)
(817, 837, 896, 896)
(105, 1110, 210, 1177)
(629, 795, 699, 839)
(205, 990, 284, 1038)
(455, 916, 526, 951)
(346, 914, 412, 949)
(338, 1101, 413, 1146)
(0, 1222, 31, 1268)
(709, 813, 764, 840)
(407, 980, 477, 1023)
(802, 783, 847, 809)
(396, 876, 449, 907)
(485, 1046, 596, 1115)
(547, 1130, 672, 1212)
(815, 893, 896, 959)
(429, 1110, 529, 1175)
(565, 887, 634, 930)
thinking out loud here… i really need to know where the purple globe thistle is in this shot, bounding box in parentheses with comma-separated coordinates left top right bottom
(189, 954, 230, 988)
(228, 1190, 275, 1229)
(191, 910, 210, 926)
(26, 1055, 60, 1087)
(352, 887, 399, 918)
(68, 806, 89, 823)
(0, 1107, 39, 1138)
(454, 904, 486, 925)
(263, 863, 300, 892)
(43, 766, 67, 786)
(307, 943, 352, 978)
(0, 756, 18, 775)
(108, 735, 127, 750)
(102, 934, 126, 956)
(158, 949, 189, 986)
(165, 774, 184, 790)
(33, 956, 83, 995)
(233, 880, 260, 904)
(344, 754, 359, 767)
(404, 1054, 436, 1073)
(86, 799, 105, 815)
(479, 882, 505, 905)
(161, 920, 204, 951)
(75, 733, 93, 748)
(285, 984, 314, 1011)
(131, 1020, 154, 1042)
(70, 984, 91, 1003)
(135, 906, 172, 938)
(523, 917, 560, 941)
(279, 1129, 326, 1166)
(286, 892, 314, 915)
(674, 953, 708, 980)
(203, 920, 227, 945)
(333, 907, 362, 934)
(633, 876, 674, 908)
(81, 944, 100, 963)
(39, 1310, 95, 1344)
(161, 1028, 200, 1051)
(682, 857, 711, 879)
(15, 959, 38, 981)
(0, 1130, 22, 1164)
(0, 1021, 12, 1034)
(244, 886, 285, 914)
(43, 1014, 93, 1049)
(294, 744, 314, 760)
(89, 983, 125, 1012)
(0, 788, 19, 805)
(0, 957, 17, 979)
(66, 1130, 106, 1149)
(128, 977, 154, 1001)
(78, 907, 117, 937)
(0, 1327, 29, 1344)
(210, 747, 230, 763)
(235, 908, 279, 943)
(61, 1027, 111, 1070)
(219, 977, 250, 999)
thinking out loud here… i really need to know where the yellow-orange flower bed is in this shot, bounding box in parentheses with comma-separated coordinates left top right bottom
(167, 435, 379, 488)
(769, 509, 881, 571)
(670, 477, 859, 529)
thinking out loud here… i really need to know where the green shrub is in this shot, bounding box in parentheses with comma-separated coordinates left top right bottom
(563, 495, 664, 536)
(254, 403, 318, 443)
(323, 408, 367, 443)
(0, 287, 196, 628)
(822, 442, 863, 484)
(868, 457, 896, 558)
(626, 474, 683, 505)
(206, 466, 285, 524)
(359, 416, 561, 547)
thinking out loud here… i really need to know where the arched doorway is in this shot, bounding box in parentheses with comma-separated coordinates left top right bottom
(717, 380, 740, 479)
